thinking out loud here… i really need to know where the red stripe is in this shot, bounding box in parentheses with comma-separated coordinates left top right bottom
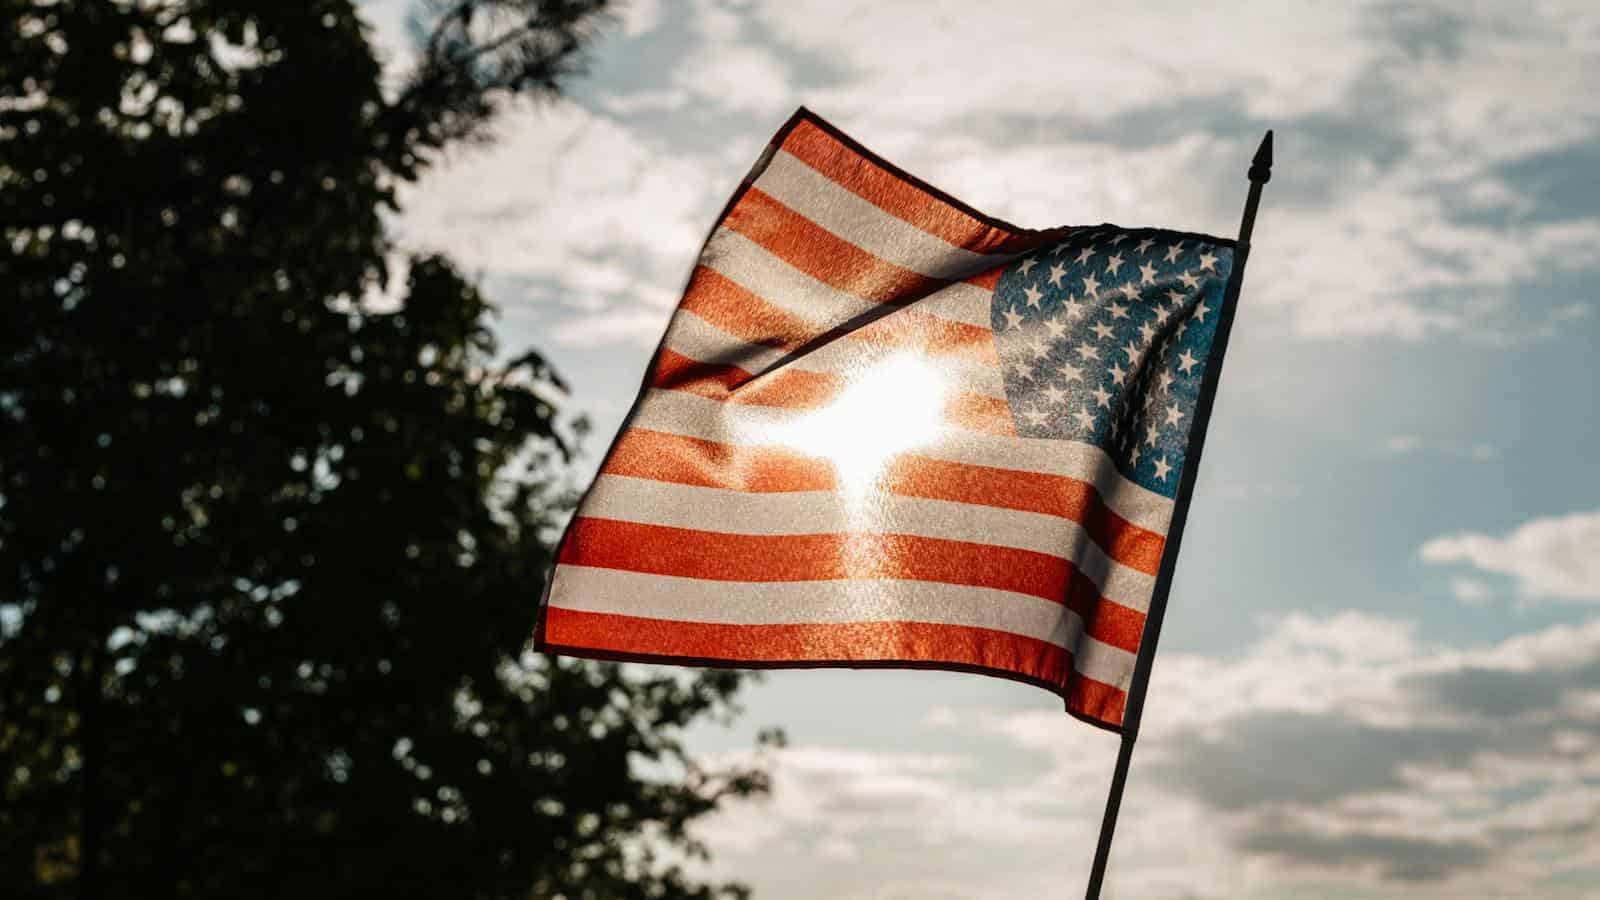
(599, 429, 1165, 575)
(680, 265, 815, 357)
(542, 607, 1128, 726)
(560, 518, 1147, 653)
(883, 455, 1165, 576)
(652, 348, 835, 407)
(679, 264, 1002, 368)
(966, 268, 1002, 291)
(779, 120, 1039, 255)
(726, 188, 944, 306)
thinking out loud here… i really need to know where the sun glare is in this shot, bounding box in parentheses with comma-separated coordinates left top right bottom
(766, 353, 950, 495)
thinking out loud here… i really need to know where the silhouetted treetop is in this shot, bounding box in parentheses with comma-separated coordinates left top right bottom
(1, 3, 773, 898)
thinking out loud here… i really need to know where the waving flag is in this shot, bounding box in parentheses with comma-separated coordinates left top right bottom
(537, 108, 1239, 731)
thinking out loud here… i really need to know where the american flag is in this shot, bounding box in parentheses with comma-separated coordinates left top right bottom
(537, 109, 1236, 730)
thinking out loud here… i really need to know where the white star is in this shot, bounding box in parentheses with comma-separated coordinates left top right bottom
(1010, 358, 1033, 378)
(1139, 322, 1158, 344)
(1153, 455, 1172, 481)
(1108, 233, 1129, 246)
(1019, 256, 1038, 275)
(1028, 337, 1051, 360)
(1164, 403, 1183, 427)
(1177, 350, 1199, 374)
(1192, 299, 1211, 322)
(1176, 321, 1189, 338)
(1058, 360, 1083, 383)
(1051, 241, 1072, 256)
(1144, 422, 1160, 447)
(1023, 407, 1049, 427)
(1106, 253, 1125, 275)
(1023, 284, 1044, 307)
(1091, 321, 1114, 341)
(1003, 307, 1024, 331)
(1075, 246, 1096, 265)
(1047, 262, 1067, 288)
(1108, 361, 1128, 386)
(1177, 271, 1200, 289)
(1197, 250, 1217, 272)
(1136, 237, 1155, 254)
(1073, 407, 1097, 431)
(1081, 273, 1101, 298)
(1139, 262, 1158, 285)
(1109, 301, 1129, 320)
(1129, 444, 1142, 467)
(1092, 385, 1112, 408)
(1157, 370, 1175, 392)
(1077, 341, 1101, 361)
(1042, 383, 1067, 404)
(1124, 339, 1141, 362)
(1120, 283, 1141, 301)
(1164, 244, 1183, 264)
(1062, 295, 1086, 319)
(1166, 288, 1187, 305)
(1044, 315, 1068, 339)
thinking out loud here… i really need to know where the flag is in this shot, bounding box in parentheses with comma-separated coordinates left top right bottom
(537, 108, 1237, 731)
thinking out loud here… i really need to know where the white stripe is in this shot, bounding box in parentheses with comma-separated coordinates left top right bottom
(548, 564, 1136, 690)
(581, 474, 1157, 613)
(629, 389, 1175, 534)
(662, 308, 1008, 400)
(662, 309, 789, 374)
(918, 281, 998, 331)
(753, 150, 1012, 280)
(700, 229, 994, 331)
(702, 229, 872, 330)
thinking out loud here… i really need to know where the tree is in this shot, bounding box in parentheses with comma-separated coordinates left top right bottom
(0, 2, 774, 897)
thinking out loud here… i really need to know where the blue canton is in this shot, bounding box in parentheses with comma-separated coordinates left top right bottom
(991, 227, 1234, 499)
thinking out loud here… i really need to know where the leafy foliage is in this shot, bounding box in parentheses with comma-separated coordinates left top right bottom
(0, 2, 773, 897)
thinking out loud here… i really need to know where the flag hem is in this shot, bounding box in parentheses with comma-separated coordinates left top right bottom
(539, 638, 1127, 735)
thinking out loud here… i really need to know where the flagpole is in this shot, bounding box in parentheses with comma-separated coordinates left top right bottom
(1083, 130, 1273, 900)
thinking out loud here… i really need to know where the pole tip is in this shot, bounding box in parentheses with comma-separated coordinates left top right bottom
(1249, 130, 1273, 184)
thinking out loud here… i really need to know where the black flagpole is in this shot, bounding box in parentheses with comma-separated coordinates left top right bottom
(1083, 130, 1274, 900)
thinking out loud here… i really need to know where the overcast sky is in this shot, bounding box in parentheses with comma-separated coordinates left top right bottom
(362, 2, 1600, 896)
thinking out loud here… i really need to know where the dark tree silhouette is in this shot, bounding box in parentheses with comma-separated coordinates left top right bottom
(1, 2, 774, 898)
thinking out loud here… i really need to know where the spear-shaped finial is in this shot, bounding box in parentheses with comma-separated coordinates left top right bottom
(1236, 130, 1273, 246)
(1249, 130, 1273, 184)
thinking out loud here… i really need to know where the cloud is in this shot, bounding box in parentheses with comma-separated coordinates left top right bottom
(378, 0, 1600, 354)
(1378, 434, 1425, 455)
(1421, 510, 1600, 601)
(695, 613, 1600, 898)
(1449, 575, 1495, 606)
(392, 100, 719, 347)
(744, 1, 1600, 342)
(1371, 435, 1501, 461)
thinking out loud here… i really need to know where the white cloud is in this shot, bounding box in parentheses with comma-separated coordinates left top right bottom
(744, 0, 1600, 342)
(1421, 510, 1600, 601)
(393, 100, 718, 346)
(381, 0, 1600, 353)
(1371, 435, 1502, 461)
(1378, 434, 1425, 455)
(695, 613, 1600, 898)
(675, 44, 793, 115)
(1449, 576, 1495, 606)
(754, 1, 1372, 128)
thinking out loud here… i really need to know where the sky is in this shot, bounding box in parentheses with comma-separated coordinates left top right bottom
(361, 2, 1600, 897)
